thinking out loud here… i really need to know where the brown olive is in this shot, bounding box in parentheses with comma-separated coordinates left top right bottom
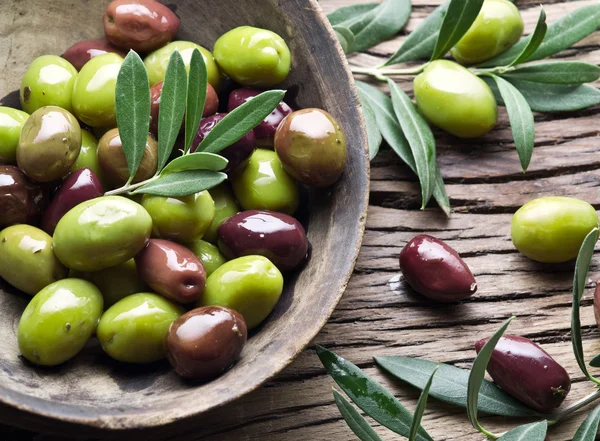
(0, 165, 48, 228)
(62, 39, 127, 71)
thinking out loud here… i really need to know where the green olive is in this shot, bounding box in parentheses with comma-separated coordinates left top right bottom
(18, 278, 103, 366)
(20, 55, 78, 114)
(511, 196, 599, 263)
(232, 148, 299, 215)
(72, 53, 123, 128)
(203, 184, 240, 244)
(452, 0, 524, 65)
(70, 129, 105, 184)
(0, 107, 29, 164)
(214, 26, 290, 87)
(186, 239, 227, 277)
(53, 196, 152, 271)
(0, 225, 67, 295)
(200, 255, 283, 329)
(97, 293, 184, 363)
(413, 60, 498, 138)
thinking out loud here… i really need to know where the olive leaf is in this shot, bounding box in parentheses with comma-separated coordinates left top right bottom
(430, 0, 484, 61)
(327, 3, 378, 28)
(590, 354, 600, 368)
(408, 367, 437, 441)
(503, 62, 600, 85)
(332, 389, 384, 441)
(360, 98, 382, 161)
(115, 51, 151, 183)
(132, 169, 227, 197)
(184, 48, 208, 154)
(333, 26, 355, 54)
(160, 152, 228, 175)
(497, 421, 548, 441)
(573, 405, 600, 441)
(507, 7, 547, 67)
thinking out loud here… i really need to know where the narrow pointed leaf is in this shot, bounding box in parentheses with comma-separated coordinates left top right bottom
(503, 62, 600, 85)
(185, 49, 208, 154)
(497, 421, 547, 441)
(508, 7, 547, 67)
(327, 3, 378, 28)
(431, 0, 484, 60)
(432, 167, 450, 217)
(360, 98, 382, 161)
(590, 354, 600, 368)
(573, 405, 600, 441)
(132, 170, 226, 197)
(409, 367, 437, 441)
(161, 152, 228, 175)
(333, 26, 355, 54)
(332, 389, 383, 441)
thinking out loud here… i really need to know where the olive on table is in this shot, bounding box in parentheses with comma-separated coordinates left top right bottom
(136, 239, 206, 304)
(218, 210, 308, 272)
(70, 129, 105, 184)
(62, 39, 127, 71)
(53, 196, 152, 272)
(413, 60, 498, 138)
(0, 165, 48, 228)
(232, 148, 299, 215)
(17, 106, 82, 182)
(18, 279, 103, 366)
(199, 255, 283, 330)
(187, 239, 227, 277)
(213, 27, 290, 88)
(399, 234, 477, 302)
(0, 225, 67, 295)
(475, 335, 571, 413)
(97, 293, 184, 363)
(274, 108, 346, 188)
(511, 196, 599, 263)
(165, 306, 247, 381)
(0, 107, 29, 164)
(202, 184, 240, 244)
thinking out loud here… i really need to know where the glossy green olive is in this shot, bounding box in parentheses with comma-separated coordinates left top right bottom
(452, 0, 524, 65)
(20, 55, 78, 114)
(200, 255, 283, 329)
(97, 293, 184, 363)
(141, 191, 215, 243)
(70, 129, 105, 184)
(144, 41, 221, 90)
(0, 225, 67, 295)
(203, 184, 240, 244)
(213, 26, 290, 87)
(53, 196, 152, 271)
(511, 196, 599, 263)
(0, 108, 28, 164)
(18, 279, 103, 366)
(72, 53, 123, 128)
(187, 239, 227, 277)
(414, 60, 497, 138)
(232, 148, 299, 215)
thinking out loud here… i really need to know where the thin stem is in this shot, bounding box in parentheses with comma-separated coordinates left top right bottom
(479, 425, 501, 440)
(104, 175, 160, 196)
(548, 388, 600, 424)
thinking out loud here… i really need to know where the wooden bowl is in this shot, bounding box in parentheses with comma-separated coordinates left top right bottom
(0, 0, 369, 434)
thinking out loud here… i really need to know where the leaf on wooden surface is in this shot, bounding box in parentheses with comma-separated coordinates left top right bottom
(327, 3, 378, 28)
(333, 26, 355, 53)
(408, 367, 437, 441)
(360, 97, 382, 161)
(497, 421, 547, 441)
(332, 389, 384, 441)
(503, 62, 600, 85)
(508, 7, 547, 67)
(431, 0, 484, 60)
(589, 354, 600, 368)
(572, 405, 600, 441)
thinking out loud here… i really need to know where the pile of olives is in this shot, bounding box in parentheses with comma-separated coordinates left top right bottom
(0, 0, 348, 382)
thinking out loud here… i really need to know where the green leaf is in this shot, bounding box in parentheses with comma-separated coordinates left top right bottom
(497, 421, 547, 441)
(375, 357, 538, 417)
(161, 152, 228, 175)
(115, 51, 151, 182)
(408, 367, 437, 441)
(489, 75, 534, 172)
(333, 26, 355, 54)
(185, 49, 208, 154)
(508, 7, 547, 67)
(157, 50, 187, 171)
(316, 345, 433, 441)
(132, 170, 226, 197)
(360, 98, 382, 161)
(332, 389, 383, 441)
(431, 0, 484, 60)
(432, 167, 450, 217)
(387, 79, 435, 208)
(197, 90, 285, 154)
(503, 62, 600, 85)
(327, 3, 378, 28)
(573, 405, 600, 441)
(590, 354, 600, 368)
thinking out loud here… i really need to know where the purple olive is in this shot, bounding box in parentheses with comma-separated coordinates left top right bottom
(399, 234, 477, 302)
(191, 113, 256, 175)
(62, 39, 127, 71)
(136, 239, 206, 304)
(475, 335, 571, 414)
(0, 165, 49, 228)
(41, 168, 104, 235)
(217, 210, 309, 271)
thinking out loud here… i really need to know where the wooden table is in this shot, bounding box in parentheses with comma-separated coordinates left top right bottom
(4, 0, 600, 439)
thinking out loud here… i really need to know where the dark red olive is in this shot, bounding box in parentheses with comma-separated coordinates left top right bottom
(165, 306, 247, 381)
(62, 39, 127, 71)
(41, 168, 104, 235)
(475, 335, 571, 414)
(191, 113, 256, 175)
(0, 165, 49, 228)
(399, 234, 477, 302)
(136, 239, 206, 304)
(228, 88, 292, 143)
(217, 210, 309, 271)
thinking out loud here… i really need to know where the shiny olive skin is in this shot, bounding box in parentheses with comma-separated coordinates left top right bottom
(17, 106, 82, 182)
(275, 109, 346, 188)
(136, 239, 206, 304)
(20, 55, 78, 114)
(70, 129, 105, 184)
(187, 239, 227, 277)
(511, 197, 598, 263)
(165, 306, 247, 380)
(200, 255, 283, 329)
(97, 293, 184, 363)
(218, 210, 308, 272)
(214, 27, 291, 88)
(98, 128, 158, 188)
(475, 335, 571, 413)
(232, 148, 299, 215)
(104, 0, 180, 53)
(452, 0, 524, 65)
(72, 53, 123, 128)
(142, 191, 215, 243)
(0, 225, 67, 295)
(53, 196, 152, 271)
(0, 107, 29, 164)
(0, 166, 48, 228)
(414, 60, 498, 138)
(62, 39, 127, 71)
(18, 279, 103, 366)
(144, 41, 221, 90)
(203, 184, 240, 244)
(399, 234, 477, 302)
(191, 113, 256, 175)
(41, 168, 104, 235)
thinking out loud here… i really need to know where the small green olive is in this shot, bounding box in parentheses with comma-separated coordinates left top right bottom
(511, 196, 599, 263)
(70, 129, 105, 184)
(187, 239, 227, 277)
(18, 279, 103, 366)
(0, 107, 29, 164)
(203, 184, 240, 244)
